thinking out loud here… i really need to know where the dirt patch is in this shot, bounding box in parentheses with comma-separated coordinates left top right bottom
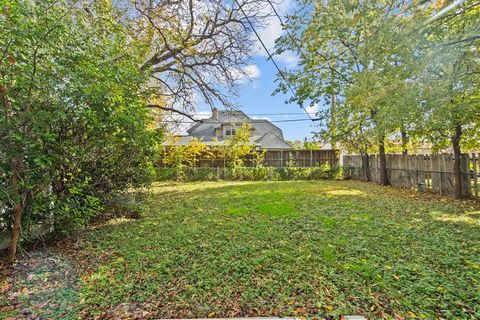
(2, 250, 80, 319)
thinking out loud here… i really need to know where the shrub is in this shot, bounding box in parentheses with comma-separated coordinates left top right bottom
(0, 1, 162, 260)
(156, 166, 341, 182)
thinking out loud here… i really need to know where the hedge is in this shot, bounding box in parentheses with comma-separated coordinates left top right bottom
(156, 166, 341, 181)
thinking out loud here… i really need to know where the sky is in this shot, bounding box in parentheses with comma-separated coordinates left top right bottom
(191, 0, 320, 141)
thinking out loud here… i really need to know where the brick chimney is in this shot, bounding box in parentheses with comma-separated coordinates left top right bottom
(212, 107, 218, 120)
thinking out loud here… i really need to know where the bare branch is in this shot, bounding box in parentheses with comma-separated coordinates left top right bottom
(147, 104, 199, 122)
(130, 0, 270, 116)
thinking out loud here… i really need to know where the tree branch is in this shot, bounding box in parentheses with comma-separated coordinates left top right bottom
(147, 104, 199, 122)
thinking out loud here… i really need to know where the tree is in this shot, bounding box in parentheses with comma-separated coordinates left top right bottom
(415, 1, 480, 198)
(275, 0, 479, 195)
(0, 0, 161, 261)
(276, 0, 419, 185)
(214, 123, 255, 167)
(129, 0, 271, 117)
(162, 123, 257, 168)
(162, 137, 210, 168)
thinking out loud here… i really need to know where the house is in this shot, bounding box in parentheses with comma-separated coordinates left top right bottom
(164, 108, 293, 150)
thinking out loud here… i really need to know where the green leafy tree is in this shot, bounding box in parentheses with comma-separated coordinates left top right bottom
(0, 0, 161, 261)
(275, 0, 479, 194)
(212, 123, 255, 167)
(414, 1, 480, 197)
(162, 137, 210, 168)
(276, 0, 420, 184)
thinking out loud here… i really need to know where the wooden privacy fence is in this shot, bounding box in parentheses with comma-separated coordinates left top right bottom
(263, 149, 337, 167)
(160, 149, 338, 168)
(343, 153, 479, 198)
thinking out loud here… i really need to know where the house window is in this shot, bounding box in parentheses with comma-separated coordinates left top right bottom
(225, 126, 236, 136)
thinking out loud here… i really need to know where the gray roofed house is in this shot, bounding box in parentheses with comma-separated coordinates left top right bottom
(165, 108, 293, 150)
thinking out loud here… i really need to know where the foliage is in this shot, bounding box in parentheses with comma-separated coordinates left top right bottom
(162, 123, 258, 169)
(156, 165, 339, 181)
(251, 148, 266, 168)
(0, 0, 162, 258)
(415, 2, 480, 152)
(275, 0, 480, 195)
(216, 123, 256, 167)
(286, 138, 322, 150)
(5, 181, 480, 318)
(161, 137, 210, 168)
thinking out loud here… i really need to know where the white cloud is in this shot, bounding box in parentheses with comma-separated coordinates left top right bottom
(305, 102, 319, 115)
(222, 64, 261, 84)
(193, 110, 212, 120)
(251, 116, 271, 121)
(254, 0, 299, 67)
(244, 64, 261, 79)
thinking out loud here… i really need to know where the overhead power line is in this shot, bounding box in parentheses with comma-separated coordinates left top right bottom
(247, 112, 315, 115)
(162, 118, 318, 124)
(265, 0, 353, 85)
(232, 0, 315, 121)
(191, 112, 316, 116)
(261, 118, 320, 122)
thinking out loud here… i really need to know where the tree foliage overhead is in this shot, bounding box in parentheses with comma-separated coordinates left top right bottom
(0, 0, 162, 261)
(1, 0, 272, 260)
(131, 0, 271, 114)
(275, 0, 480, 195)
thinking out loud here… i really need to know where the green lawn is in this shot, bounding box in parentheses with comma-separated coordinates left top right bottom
(5, 181, 480, 319)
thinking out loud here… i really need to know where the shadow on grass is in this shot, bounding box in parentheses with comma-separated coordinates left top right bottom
(7, 180, 480, 319)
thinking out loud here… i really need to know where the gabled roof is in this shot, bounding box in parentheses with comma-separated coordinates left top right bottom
(178, 109, 293, 149)
(254, 132, 293, 149)
(187, 110, 249, 133)
(215, 110, 249, 122)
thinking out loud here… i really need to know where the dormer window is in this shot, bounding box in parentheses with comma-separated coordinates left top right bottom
(225, 125, 236, 136)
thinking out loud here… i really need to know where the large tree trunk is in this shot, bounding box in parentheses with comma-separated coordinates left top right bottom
(361, 151, 370, 182)
(8, 159, 23, 262)
(378, 136, 389, 186)
(401, 129, 408, 155)
(451, 124, 464, 199)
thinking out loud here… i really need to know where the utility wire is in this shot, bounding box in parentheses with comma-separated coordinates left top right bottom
(246, 112, 315, 115)
(191, 112, 316, 116)
(265, 0, 353, 85)
(232, 0, 315, 121)
(163, 118, 319, 124)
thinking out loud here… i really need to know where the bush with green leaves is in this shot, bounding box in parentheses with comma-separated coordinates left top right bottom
(0, 0, 162, 260)
(156, 165, 340, 182)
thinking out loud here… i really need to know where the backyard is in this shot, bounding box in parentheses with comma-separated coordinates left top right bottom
(2, 180, 479, 319)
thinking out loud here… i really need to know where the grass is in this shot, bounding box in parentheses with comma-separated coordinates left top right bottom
(5, 180, 480, 319)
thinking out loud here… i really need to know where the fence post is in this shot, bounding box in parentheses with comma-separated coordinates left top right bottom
(310, 149, 313, 167)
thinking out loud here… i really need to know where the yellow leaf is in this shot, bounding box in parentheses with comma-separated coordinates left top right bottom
(435, 0, 445, 9)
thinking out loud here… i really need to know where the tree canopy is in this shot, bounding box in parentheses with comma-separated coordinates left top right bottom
(1, 0, 268, 261)
(275, 0, 480, 195)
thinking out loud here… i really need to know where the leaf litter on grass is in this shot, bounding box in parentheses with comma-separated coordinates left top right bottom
(2, 250, 80, 320)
